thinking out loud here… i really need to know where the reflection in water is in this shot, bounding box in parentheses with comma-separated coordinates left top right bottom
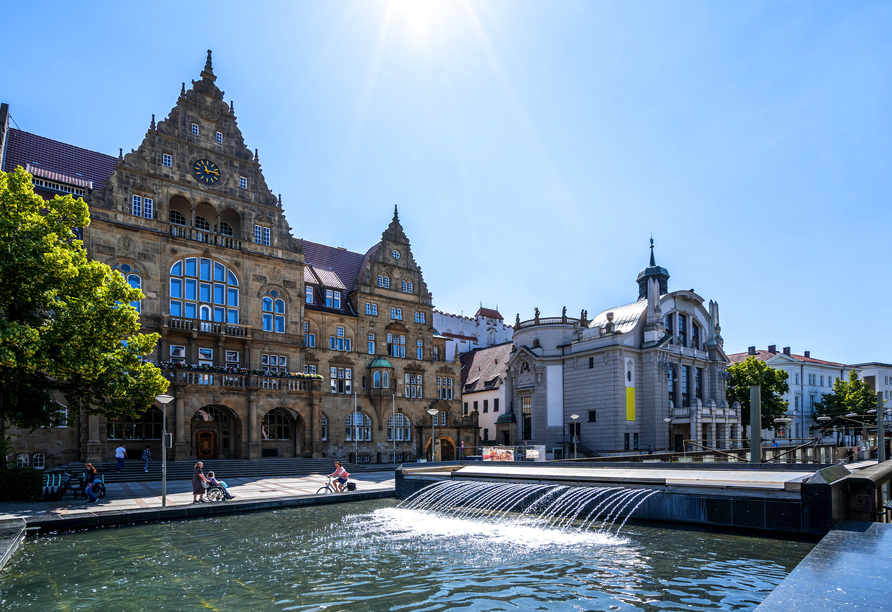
(0, 499, 813, 611)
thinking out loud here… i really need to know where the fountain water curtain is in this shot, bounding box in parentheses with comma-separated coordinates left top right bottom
(399, 480, 659, 535)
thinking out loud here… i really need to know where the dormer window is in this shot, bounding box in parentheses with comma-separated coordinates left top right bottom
(325, 290, 341, 309)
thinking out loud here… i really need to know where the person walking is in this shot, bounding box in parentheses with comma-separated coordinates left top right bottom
(114, 443, 128, 472)
(84, 463, 99, 504)
(142, 445, 151, 472)
(192, 462, 208, 503)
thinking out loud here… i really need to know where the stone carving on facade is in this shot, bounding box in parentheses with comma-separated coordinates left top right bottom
(283, 280, 296, 289)
(138, 252, 157, 263)
(329, 354, 354, 366)
(117, 236, 135, 256)
(253, 274, 267, 284)
(94, 244, 115, 256)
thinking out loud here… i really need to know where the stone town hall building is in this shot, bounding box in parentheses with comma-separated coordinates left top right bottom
(0, 53, 470, 469)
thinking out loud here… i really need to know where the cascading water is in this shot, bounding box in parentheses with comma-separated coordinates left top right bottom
(398, 480, 658, 536)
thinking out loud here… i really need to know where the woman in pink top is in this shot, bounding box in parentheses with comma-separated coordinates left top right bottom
(327, 461, 350, 492)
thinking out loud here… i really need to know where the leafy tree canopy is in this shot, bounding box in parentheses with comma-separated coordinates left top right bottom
(814, 370, 876, 419)
(726, 356, 790, 431)
(0, 167, 168, 459)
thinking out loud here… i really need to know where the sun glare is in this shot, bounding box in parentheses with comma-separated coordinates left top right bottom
(389, 0, 448, 43)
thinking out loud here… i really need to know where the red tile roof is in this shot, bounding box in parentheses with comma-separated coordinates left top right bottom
(4, 129, 116, 189)
(26, 164, 93, 188)
(441, 331, 478, 342)
(475, 307, 503, 320)
(727, 350, 850, 368)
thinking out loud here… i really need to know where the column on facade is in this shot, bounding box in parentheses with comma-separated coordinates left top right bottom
(248, 390, 260, 459)
(311, 400, 322, 458)
(189, 333, 197, 363)
(174, 392, 189, 460)
(708, 423, 716, 450)
(216, 337, 225, 367)
(85, 414, 103, 463)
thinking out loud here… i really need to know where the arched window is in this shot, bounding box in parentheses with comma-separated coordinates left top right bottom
(169, 257, 239, 324)
(373, 371, 381, 388)
(220, 221, 233, 236)
(15, 454, 28, 467)
(192, 406, 230, 422)
(262, 409, 291, 440)
(32, 453, 45, 470)
(195, 216, 211, 231)
(378, 275, 390, 288)
(387, 414, 411, 441)
(169, 209, 187, 225)
(345, 413, 372, 442)
(113, 264, 142, 313)
(262, 290, 286, 333)
(321, 414, 328, 441)
(382, 371, 389, 389)
(108, 408, 163, 440)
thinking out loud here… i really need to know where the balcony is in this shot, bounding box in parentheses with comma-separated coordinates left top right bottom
(169, 224, 242, 251)
(163, 369, 321, 392)
(165, 316, 251, 337)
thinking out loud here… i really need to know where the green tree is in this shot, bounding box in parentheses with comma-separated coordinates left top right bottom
(814, 370, 876, 417)
(0, 167, 168, 460)
(726, 357, 790, 431)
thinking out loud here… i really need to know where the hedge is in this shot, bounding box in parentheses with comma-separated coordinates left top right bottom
(0, 466, 44, 502)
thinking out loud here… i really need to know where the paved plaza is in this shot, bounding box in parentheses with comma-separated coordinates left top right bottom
(0, 471, 396, 521)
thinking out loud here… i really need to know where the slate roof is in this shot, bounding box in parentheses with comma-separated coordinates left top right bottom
(300, 239, 367, 292)
(442, 331, 478, 342)
(727, 350, 851, 368)
(588, 299, 648, 334)
(3, 129, 116, 189)
(460, 342, 513, 393)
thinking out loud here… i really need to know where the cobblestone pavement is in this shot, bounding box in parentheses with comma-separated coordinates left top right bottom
(0, 472, 396, 520)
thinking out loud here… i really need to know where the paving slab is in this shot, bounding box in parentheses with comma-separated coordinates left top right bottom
(756, 521, 892, 611)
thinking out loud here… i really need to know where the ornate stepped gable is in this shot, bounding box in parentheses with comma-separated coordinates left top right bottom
(355, 206, 430, 301)
(89, 50, 299, 253)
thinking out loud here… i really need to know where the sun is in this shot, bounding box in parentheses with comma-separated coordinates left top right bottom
(389, 0, 447, 44)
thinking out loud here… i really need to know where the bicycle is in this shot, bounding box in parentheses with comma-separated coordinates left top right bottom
(316, 477, 354, 494)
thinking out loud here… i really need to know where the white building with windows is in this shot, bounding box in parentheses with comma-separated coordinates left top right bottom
(726, 346, 857, 443)
(434, 306, 514, 362)
(460, 342, 513, 448)
(853, 363, 892, 405)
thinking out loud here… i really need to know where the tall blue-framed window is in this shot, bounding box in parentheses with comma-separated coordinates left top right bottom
(262, 290, 286, 333)
(169, 257, 239, 323)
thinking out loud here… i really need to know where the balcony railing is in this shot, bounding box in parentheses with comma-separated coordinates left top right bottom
(169, 224, 243, 251)
(165, 316, 251, 337)
(163, 370, 320, 392)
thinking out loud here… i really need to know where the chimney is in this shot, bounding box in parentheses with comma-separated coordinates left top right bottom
(748, 346, 756, 356)
(768, 345, 777, 354)
(783, 347, 791, 355)
(804, 351, 810, 358)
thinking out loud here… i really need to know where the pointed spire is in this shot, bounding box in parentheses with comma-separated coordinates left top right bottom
(254, 148, 259, 162)
(181, 82, 186, 96)
(119, 148, 123, 160)
(150, 114, 155, 130)
(649, 235, 656, 266)
(200, 49, 216, 82)
(393, 204, 399, 221)
(230, 100, 234, 115)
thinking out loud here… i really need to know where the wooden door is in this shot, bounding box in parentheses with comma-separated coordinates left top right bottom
(197, 431, 216, 460)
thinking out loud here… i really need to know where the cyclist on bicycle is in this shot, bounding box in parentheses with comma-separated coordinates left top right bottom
(327, 461, 350, 492)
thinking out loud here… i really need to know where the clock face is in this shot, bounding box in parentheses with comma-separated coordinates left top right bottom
(392, 249, 400, 260)
(193, 159, 221, 185)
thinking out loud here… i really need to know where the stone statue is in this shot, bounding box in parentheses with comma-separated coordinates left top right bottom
(516, 313, 521, 327)
(534, 308, 540, 325)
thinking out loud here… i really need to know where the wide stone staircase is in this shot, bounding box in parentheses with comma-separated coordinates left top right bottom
(58, 458, 399, 484)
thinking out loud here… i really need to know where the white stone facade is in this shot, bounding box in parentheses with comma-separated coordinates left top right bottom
(434, 307, 514, 362)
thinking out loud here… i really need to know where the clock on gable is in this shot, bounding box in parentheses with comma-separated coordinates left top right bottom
(193, 159, 221, 185)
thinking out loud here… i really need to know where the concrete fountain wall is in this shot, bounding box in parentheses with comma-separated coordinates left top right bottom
(396, 461, 852, 536)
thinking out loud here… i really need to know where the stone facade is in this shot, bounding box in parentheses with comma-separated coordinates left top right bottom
(506, 244, 739, 459)
(1, 52, 467, 468)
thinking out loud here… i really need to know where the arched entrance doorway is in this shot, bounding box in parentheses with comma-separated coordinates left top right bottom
(192, 405, 237, 460)
(440, 438, 456, 461)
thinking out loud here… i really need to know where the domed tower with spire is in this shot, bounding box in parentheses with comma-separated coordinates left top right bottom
(636, 237, 670, 300)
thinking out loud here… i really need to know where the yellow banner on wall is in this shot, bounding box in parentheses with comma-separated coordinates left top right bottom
(626, 387, 636, 421)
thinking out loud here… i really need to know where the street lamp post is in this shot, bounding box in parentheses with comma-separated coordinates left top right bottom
(664, 417, 672, 452)
(427, 408, 438, 462)
(154, 394, 175, 507)
(570, 414, 579, 459)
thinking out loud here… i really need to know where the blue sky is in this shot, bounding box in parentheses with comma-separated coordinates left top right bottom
(2, 1, 890, 364)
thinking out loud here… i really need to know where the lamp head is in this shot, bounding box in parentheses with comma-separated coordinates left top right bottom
(570, 414, 579, 421)
(427, 409, 439, 416)
(155, 394, 174, 405)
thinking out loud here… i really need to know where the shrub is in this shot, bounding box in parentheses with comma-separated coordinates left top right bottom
(0, 466, 44, 502)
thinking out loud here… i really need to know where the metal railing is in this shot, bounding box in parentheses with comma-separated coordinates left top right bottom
(164, 370, 319, 392)
(165, 316, 251, 337)
(168, 224, 243, 250)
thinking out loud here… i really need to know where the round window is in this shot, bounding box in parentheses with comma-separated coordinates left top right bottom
(270, 290, 278, 298)
(392, 250, 400, 260)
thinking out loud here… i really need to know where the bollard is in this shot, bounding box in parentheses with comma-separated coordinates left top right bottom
(750, 386, 762, 464)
